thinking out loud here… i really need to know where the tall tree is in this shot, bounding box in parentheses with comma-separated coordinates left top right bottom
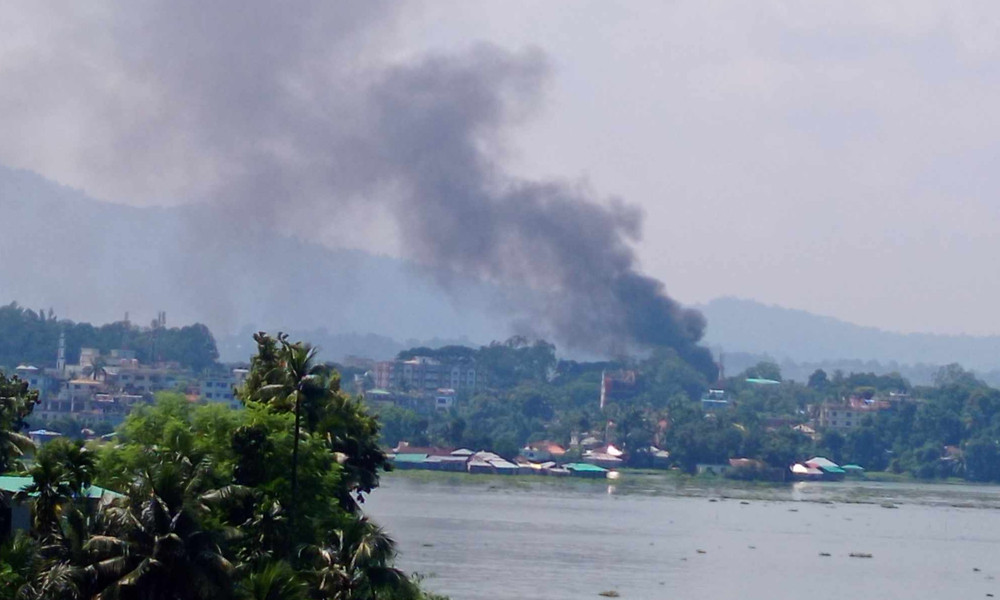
(0, 371, 38, 473)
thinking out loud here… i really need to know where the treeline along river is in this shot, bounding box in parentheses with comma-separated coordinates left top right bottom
(365, 473, 1000, 600)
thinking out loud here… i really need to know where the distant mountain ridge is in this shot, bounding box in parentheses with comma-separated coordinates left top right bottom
(0, 164, 506, 354)
(8, 164, 1000, 374)
(698, 297, 1000, 373)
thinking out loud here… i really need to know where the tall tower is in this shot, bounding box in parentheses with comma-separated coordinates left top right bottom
(56, 330, 66, 373)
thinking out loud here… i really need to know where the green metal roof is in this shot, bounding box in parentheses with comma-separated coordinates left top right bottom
(391, 453, 428, 463)
(746, 378, 781, 385)
(564, 463, 608, 472)
(0, 476, 123, 499)
(841, 464, 865, 472)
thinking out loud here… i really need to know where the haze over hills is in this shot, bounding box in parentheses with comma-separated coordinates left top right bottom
(0, 164, 507, 359)
(699, 297, 1000, 381)
(7, 163, 1000, 375)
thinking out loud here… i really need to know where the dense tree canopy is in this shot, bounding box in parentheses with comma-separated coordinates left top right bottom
(1, 334, 441, 600)
(0, 302, 219, 371)
(376, 341, 1000, 483)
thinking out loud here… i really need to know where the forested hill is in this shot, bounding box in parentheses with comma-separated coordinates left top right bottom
(0, 164, 505, 345)
(699, 297, 1000, 372)
(0, 303, 218, 371)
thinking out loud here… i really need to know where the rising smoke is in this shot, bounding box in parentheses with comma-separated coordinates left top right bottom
(0, 2, 715, 376)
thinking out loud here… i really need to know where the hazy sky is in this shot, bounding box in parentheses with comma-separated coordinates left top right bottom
(3, 2, 1000, 336)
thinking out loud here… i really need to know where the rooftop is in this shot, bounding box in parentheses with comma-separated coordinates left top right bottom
(0, 476, 122, 499)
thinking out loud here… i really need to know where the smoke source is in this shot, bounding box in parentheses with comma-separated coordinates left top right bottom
(0, 2, 716, 377)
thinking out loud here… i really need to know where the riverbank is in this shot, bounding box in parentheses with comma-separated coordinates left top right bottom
(382, 467, 1000, 510)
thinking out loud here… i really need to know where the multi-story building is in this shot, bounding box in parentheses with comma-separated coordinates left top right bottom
(198, 368, 249, 410)
(816, 396, 896, 431)
(33, 374, 146, 427)
(19, 343, 255, 428)
(362, 387, 457, 414)
(373, 357, 479, 393)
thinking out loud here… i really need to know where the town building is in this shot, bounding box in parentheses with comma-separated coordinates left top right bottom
(373, 357, 480, 393)
(198, 368, 249, 410)
(16, 341, 252, 429)
(362, 387, 457, 414)
(701, 388, 728, 412)
(816, 396, 895, 431)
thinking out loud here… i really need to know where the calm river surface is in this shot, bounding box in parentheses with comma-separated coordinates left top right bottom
(364, 473, 1000, 600)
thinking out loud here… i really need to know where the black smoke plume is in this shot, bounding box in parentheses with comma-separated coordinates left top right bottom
(0, 2, 716, 377)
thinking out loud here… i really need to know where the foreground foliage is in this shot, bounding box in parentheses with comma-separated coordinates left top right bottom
(0, 333, 438, 600)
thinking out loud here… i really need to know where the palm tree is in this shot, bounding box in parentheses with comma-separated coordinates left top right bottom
(0, 372, 38, 474)
(0, 532, 41, 600)
(243, 333, 390, 513)
(0, 427, 33, 475)
(237, 561, 308, 600)
(299, 517, 412, 600)
(18, 450, 74, 537)
(81, 456, 236, 600)
(60, 441, 95, 501)
(24, 507, 91, 600)
(318, 394, 390, 510)
(252, 336, 327, 536)
(83, 355, 108, 382)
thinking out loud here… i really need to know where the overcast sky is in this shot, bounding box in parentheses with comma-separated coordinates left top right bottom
(3, 2, 1000, 336)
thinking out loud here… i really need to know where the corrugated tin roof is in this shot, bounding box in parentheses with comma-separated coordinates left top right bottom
(489, 459, 518, 469)
(424, 455, 468, 463)
(791, 464, 823, 475)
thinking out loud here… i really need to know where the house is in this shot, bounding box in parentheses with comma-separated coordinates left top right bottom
(564, 463, 609, 479)
(27, 429, 62, 446)
(701, 389, 728, 412)
(467, 451, 519, 475)
(519, 441, 567, 462)
(582, 444, 624, 469)
(367, 388, 458, 414)
(0, 476, 121, 540)
(423, 455, 469, 472)
(433, 388, 457, 412)
(803, 456, 846, 480)
(817, 397, 893, 431)
(390, 453, 429, 470)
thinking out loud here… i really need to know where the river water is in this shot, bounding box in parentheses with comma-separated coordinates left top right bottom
(364, 473, 1000, 600)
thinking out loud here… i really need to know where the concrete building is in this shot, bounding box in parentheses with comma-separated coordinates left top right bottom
(199, 368, 249, 410)
(817, 396, 894, 431)
(373, 357, 479, 393)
